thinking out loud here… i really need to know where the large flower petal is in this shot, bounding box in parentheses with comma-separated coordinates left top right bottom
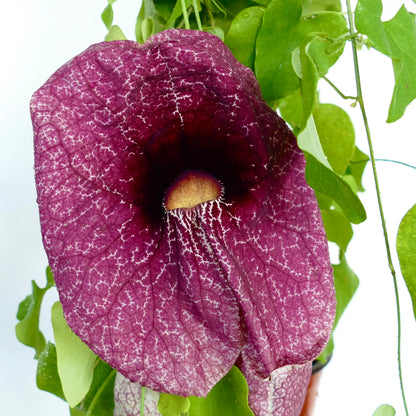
(31, 28, 335, 403)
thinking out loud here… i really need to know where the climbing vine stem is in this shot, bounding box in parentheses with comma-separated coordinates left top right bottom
(345, 1, 409, 414)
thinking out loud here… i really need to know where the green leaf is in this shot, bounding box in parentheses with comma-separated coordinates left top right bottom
(304, 153, 367, 224)
(36, 342, 65, 400)
(70, 408, 87, 416)
(332, 256, 359, 328)
(316, 334, 334, 365)
(304, 0, 341, 12)
(16, 295, 33, 321)
(46, 265, 55, 286)
(82, 361, 116, 416)
(294, 39, 320, 130)
(316, 190, 333, 210)
(396, 204, 416, 320)
(158, 393, 190, 416)
(313, 103, 355, 175)
(101, 5, 114, 30)
(101, 0, 118, 30)
(297, 114, 332, 169)
(255, 0, 347, 101)
(188, 366, 254, 416)
(105, 25, 127, 41)
(321, 206, 353, 255)
(373, 404, 396, 416)
(345, 146, 369, 192)
(225, 7, 265, 70)
(204, 26, 225, 40)
(68, 360, 116, 416)
(287, 112, 365, 228)
(141, 17, 155, 42)
(355, 0, 416, 122)
(15, 267, 54, 358)
(278, 89, 304, 132)
(317, 255, 359, 363)
(51, 302, 97, 407)
(206, 0, 257, 35)
(256, 0, 303, 100)
(135, 0, 166, 42)
(154, 0, 178, 21)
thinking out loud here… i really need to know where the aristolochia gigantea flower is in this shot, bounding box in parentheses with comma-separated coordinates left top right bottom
(31, 29, 335, 416)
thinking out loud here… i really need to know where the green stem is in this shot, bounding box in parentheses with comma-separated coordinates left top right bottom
(141, 386, 146, 416)
(192, 0, 203, 30)
(181, 0, 190, 29)
(345, 1, 409, 415)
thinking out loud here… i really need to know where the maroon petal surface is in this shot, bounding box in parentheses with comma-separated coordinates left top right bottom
(31, 28, 335, 404)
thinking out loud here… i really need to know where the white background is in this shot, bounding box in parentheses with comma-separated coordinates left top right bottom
(1, 1, 416, 415)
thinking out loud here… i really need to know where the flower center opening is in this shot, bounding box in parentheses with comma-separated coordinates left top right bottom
(164, 170, 223, 210)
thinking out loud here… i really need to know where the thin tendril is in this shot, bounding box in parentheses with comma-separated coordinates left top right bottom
(349, 158, 416, 171)
(323, 76, 357, 101)
(181, 0, 190, 29)
(345, 1, 409, 415)
(375, 159, 416, 171)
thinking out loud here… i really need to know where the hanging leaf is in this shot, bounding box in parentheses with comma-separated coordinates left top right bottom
(207, 0, 258, 34)
(255, 0, 347, 101)
(294, 38, 320, 131)
(396, 204, 416, 320)
(15, 267, 54, 358)
(294, 115, 365, 223)
(154, 0, 178, 21)
(278, 89, 305, 132)
(158, 393, 190, 416)
(105, 25, 127, 41)
(355, 0, 416, 122)
(51, 302, 97, 407)
(135, 0, 166, 42)
(332, 256, 359, 328)
(225, 6, 265, 70)
(101, 0, 118, 30)
(313, 103, 356, 175)
(316, 255, 359, 363)
(321, 206, 353, 255)
(304, 153, 366, 224)
(345, 146, 369, 193)
(373, 404, 396, 416)
(297, 115, 332, 169)
(36, 342, 65, 400)
(204, 26, 225, 40)
(256, 0, 301, 100)
(304, 0, 341, 12)
(79, 361, 116, 416)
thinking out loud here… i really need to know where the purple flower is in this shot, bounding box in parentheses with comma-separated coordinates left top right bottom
(31, 29, 335, 415)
